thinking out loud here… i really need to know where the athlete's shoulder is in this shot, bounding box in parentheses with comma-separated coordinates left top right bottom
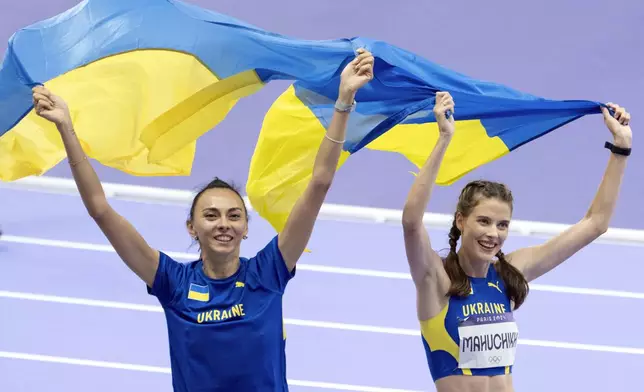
(159, 250, 199, 268)
(244, 235, 294, 292)
(245, 235, 283, 265)
(157, 250, 204, 281)
(148, 251, 203, 306)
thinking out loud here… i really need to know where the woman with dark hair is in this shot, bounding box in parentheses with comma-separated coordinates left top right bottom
(401, 91, 631, 392)
(31, 49, 375, 392)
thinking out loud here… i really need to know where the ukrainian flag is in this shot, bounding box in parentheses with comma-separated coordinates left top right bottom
(246, 39, 604, 233)
(1, 0, 605, 237)
(0, 0, 365, 181)
(188, 283, 209, 302)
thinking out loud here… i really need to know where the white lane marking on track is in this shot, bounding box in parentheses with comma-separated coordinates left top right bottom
(0, 351, 423, 391)
(2, 234, 644, 300)
(2, 290, 644, 356)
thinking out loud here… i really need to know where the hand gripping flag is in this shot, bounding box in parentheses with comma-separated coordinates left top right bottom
(0, 0, 363, 181)
(0, 0, 604, 237)
(246, 39, 604, 233)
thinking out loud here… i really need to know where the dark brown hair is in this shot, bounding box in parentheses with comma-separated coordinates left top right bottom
(188, 177, 249, 224)
(187, 178, 249, 251)
(444, 180, 529, 310)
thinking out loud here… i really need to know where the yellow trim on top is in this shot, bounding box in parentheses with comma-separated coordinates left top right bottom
(419, 303, 460, 361)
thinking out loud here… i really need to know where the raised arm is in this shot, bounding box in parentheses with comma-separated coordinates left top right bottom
(508, 103, 632, 282)
(32, 86, 159, 287)
(277, 49, 374, 272)
(401, 92, 454, 320)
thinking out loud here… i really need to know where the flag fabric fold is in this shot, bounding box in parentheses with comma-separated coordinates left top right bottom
(246, 39, 602, 233)
(0, 0, 603, 236)
(0, 0, 362, 181)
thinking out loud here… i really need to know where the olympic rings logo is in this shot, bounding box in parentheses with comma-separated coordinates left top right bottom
(488, 356, 502, 364)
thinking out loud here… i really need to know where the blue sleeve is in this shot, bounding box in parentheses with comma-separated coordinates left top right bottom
(147, 251, 187, 307)
(251, 235, 296, 293)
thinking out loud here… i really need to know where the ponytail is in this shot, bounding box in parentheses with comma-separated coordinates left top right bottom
(443, 221, 529, 308)
(444, 179, 528, 307)
(444, 218, 471, 297)
(495, 250, 529, 310)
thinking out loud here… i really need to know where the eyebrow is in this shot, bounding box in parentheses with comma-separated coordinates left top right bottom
(202, 207, 243, 213)
(477, 215, 510, 223)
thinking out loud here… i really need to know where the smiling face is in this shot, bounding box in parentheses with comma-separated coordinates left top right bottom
(444, 180, 529, 307)
(456, 197, 512, 263)
(187, 187, 248, 257)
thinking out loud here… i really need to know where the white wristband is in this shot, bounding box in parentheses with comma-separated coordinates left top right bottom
(334, 99, 356, 113)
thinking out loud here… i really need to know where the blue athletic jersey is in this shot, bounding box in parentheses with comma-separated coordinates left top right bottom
(420, 264, 516, 382)
(147, 235, 295, 392)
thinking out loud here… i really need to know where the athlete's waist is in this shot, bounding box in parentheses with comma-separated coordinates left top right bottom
(172, 374, 288, 392)
(435, 373, 514, 392)
(173, 383, 289, 392)
(169, 353, 287, 390)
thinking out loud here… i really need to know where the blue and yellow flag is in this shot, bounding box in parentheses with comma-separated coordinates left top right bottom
(0, 0, 604, 236)
(0, 0, 365, 181)
(246, 40, 603, 232)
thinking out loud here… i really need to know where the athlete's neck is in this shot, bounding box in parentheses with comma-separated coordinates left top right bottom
(201, 249, 240, 279)
(457, 248, 490, 278)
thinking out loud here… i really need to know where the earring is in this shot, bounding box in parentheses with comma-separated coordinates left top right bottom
(243, 235, 248, 240)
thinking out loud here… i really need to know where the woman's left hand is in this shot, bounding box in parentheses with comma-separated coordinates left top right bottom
(602, 103, 632, 148)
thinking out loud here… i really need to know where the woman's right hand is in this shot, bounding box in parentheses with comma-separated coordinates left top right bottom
(32, 85, 72, 129)
(338, 48, 374, 101)
(433, 91, 455, 137)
